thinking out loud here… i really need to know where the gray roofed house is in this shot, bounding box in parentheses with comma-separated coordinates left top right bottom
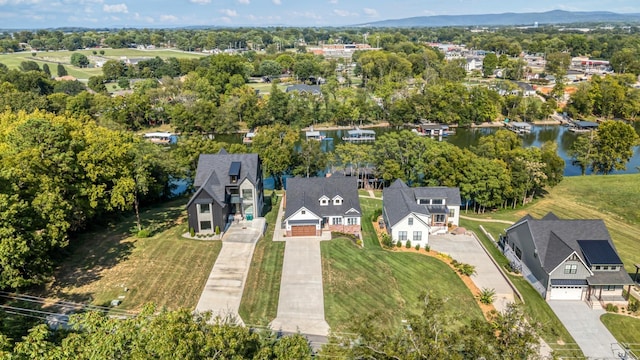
(503, 212, 633, 307)
(285, 84, 322, 96)
(382, 179, 461, 246)
(283, 176, 361, 237)
(187, 150, 264, 235)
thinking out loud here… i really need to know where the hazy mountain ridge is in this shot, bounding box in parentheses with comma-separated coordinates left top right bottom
(357, 10, 640, 27)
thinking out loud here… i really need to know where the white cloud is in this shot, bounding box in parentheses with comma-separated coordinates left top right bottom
(237, 0, 249, 4)
(220, 8, 237, 17)
(363, 8, 378, 17)
(190, 0, 210, 4)
(159, 14, 178, 22)
(220, 16, 232, 23)
(333, 9, 351, 17)
(103, 3, 127, 13)
(272, 0, 281, 4)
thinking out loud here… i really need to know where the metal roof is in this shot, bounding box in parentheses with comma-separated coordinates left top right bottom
(550, 279, 588, 286)
(577, 240, 623, 265)
(229, 161, 241, 177)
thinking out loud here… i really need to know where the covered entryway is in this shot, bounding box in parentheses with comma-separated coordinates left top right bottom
(549, 286, 584, 300)
(291, 225, 317, 237)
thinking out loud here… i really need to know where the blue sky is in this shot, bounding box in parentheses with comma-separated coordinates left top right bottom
(1, 0, 639, 29)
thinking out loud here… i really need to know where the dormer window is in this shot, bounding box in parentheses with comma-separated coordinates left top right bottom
(319, 196, 329, 206)
(333, 196, 343, 205)
(229, 161, 241, 184)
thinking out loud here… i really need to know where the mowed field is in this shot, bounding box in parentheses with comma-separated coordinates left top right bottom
(0, 48, 206, 80)
(39, 198, 220, 311)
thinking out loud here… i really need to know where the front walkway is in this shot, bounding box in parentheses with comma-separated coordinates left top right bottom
(430, 233, 515, 312)
(270, 195, 331, 336)
(547, 300, 621, 359)
(195, 218, 265, 325)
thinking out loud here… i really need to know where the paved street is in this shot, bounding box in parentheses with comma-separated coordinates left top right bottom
(548, 300, 622, 359)
(430, 233, 515, 312)
(195, 219, 265, 325)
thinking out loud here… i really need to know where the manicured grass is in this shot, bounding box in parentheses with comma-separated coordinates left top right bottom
(601, 314, 640, 354)
(322, 197, 483, 332)
(463, 219, 584, 358)
(0, 48, 205, 79)
(39, 198, 220, 311)
(239, 193, 285, 326)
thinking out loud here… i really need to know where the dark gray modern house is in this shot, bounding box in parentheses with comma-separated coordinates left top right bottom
(187, 150, 263, 234)
(502, 213, 633, 308)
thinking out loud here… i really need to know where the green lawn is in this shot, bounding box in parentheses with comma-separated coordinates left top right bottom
(322, 197, 483, 332)
(40, 198, 220, 311)
(462, 220, 584, 358)
(0, 48, 206, 80)
(239, 193, 285, 326)
(601, 313, 640, 355)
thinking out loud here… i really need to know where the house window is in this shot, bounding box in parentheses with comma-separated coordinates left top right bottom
(333, 198, 342, 205)
(595, 266, 601, 270)
(301, 210, 306, 215)
(434, 214, 446, 223)
(230, 175, 238, 184)
(610, 266, 617, 271)
(200, 221, 212, 231)
(347, 217, 358, 225)
(432, 199, 444, 205)
(515, 246, 522, 260)
(605, 285, 619, 291)
(320, 199, 328, 206)
(332, 217, 342, 225)
(449, 208, 456, 218)
(413, 231, 422, 241)
(200, 204, 211, 214)
(242, 189, 253, 201)
(408, 217, 413, 226)
(603, 266, 609, 270)
(418, 199, 429, 205)
(564, 264, 578, 274)
(398, 231, 407, 241)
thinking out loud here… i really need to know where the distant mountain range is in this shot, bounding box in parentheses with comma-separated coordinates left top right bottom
(356, 10, 640, 27)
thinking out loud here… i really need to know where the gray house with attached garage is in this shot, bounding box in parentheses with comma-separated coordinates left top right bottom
(502, 212, 633, 308)
(187, 150, 263, 234)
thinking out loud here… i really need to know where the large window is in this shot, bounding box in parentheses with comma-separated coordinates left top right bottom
(434, 214, 446, 223)
(413, 231, 422, 241)
(432, 199, 444, 205)
(200, 204, 211, 214)
(347, 217, 358, 225)
(200, 221, 212, 231)
(242, 188, 253, 201)
(564, 264, 578, 274)
(398, 231, 407, 241)
(332, 217, 342, 225)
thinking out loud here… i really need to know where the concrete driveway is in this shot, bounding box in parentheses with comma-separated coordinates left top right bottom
(270, 238, 330, 336)
(430, 233, 515, 312)
(195, 218, 265, 325)
(547, 300, 621, 359)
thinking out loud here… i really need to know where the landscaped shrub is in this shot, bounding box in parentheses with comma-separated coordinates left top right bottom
(605, 303, 619, 313)
(136, 229, 151, 238)
(215, 226, 220, 235)
(405, 240, 412, 249)
(452, 260, 476, 276)
(424, 244, 430, 252)
(380, 233, 393, 248)
(415, 243, 420, 251)
(396, 240, 402, 248)
(478, 288, 496, 304)
(628, 299, 639, 313)
(189, 227, 195, 237)
(356, 239, 363, 247)
(371, 208, 382, 222)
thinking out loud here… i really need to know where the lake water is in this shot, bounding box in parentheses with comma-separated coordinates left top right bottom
(216, 123, 640, 178)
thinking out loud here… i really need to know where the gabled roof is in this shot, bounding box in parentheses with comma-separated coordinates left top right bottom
(188, 150, 260, 207)
(284, 176, 361, 220)
(383, 179, 461, 227)
(507, 212, 623, 275)
(285, 84, 322, 95)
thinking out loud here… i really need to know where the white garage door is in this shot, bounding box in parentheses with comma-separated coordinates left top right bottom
(549, 286, 583, 300)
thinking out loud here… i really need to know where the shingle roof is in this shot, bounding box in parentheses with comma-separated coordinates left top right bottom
(383, 179, 461, 227)
(188, 150, 260, 207)
(510, 213, 621, 274)
(285, 84, 322, 95)
(284, 176, 361, 220)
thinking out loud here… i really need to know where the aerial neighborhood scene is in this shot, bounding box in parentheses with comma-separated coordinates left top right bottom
(2, 0, 640, 358)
